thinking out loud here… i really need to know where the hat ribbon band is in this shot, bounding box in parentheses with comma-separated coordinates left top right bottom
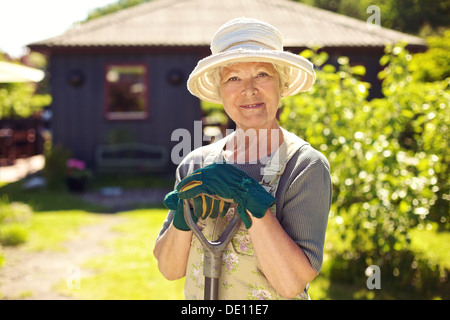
(220, 40, 277, 53)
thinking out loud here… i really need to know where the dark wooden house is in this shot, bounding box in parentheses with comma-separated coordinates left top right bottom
(28, 0, 426, 172)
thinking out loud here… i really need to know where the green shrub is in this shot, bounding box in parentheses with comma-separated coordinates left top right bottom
(409, 30, 450, 82)
(0, 223, 29, 246)
(43, 144, 72, 190)
(0, 196, 33, 247)
(280, 43, 449, 294)
(0, 198, 33, 224)
(0, 82, 51, 119)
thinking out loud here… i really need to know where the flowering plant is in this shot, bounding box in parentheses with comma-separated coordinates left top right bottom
(66, 158, 92, 180)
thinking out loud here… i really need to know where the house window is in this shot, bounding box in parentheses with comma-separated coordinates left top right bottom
(105, 64, 148, 120)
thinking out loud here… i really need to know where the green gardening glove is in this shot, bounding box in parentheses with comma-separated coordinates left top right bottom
(177, 163, 276, 229)
(164, 190, 231, 231)
(164, 190, 196, 231)
(192, 194, 231, 220)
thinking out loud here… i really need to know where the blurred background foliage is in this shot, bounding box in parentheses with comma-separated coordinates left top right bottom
(0, 52, 51, 120)
(83, 0, 450, 37)
(279, 38, 449, 297)
(293, 0, 449, 36)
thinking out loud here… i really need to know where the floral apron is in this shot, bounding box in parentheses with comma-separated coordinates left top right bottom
(184, 128, 310, 300)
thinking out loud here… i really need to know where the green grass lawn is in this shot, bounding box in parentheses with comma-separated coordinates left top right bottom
(27, 210, 101, 252)
(30, 208, 448, 300)
(58, 209, 185, 300)
(1, 176, 185, 300)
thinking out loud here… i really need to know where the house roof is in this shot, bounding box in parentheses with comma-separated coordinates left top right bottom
(28, 0, 426, 50)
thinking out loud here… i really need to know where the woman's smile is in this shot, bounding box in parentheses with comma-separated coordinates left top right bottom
(240, 102, 264, 109)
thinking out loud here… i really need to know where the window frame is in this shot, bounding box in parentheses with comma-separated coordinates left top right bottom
(104, 62, 150, 121)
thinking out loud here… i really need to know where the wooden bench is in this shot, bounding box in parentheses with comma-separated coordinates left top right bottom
(95, 143, 170, 172)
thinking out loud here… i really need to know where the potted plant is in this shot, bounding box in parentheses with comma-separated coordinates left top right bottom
(65, 158, 92, 192)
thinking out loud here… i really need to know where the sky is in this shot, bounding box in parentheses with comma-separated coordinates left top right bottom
(0, 0, 117, 58)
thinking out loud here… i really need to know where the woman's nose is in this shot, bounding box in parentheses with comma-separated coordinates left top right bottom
(241, 79, 257, 96)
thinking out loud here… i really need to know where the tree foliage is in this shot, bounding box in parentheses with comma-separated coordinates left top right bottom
(84, 0, 151, 21)
(0, 82, 51, 119)
(294, 0, 450, 35)
(0, 53, 51, 119)
(409, 30, 450, 82)
(83, 0, 449, 36)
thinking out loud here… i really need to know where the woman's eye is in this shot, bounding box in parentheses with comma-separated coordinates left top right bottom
(227, 76, 239, 82)
(257, 72, 268, 78)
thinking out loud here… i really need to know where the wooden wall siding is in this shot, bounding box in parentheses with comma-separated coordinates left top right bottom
(50, 52, 202, 169)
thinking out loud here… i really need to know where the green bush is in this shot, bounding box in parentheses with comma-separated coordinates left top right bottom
(42, 144, 72, 190)
(377, 43, 449, 231)
(0, 82, 51, 119)
(409, 30, 450, 82)
(280, 43, 449, 295)
(0, 196, 33, 247)
(0, 223, 29, 246)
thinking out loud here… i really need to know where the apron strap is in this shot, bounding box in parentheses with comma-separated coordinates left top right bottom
(261, 128, 309, 195)
(202, 128, 308, 195)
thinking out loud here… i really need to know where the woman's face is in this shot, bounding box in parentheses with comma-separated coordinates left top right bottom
(218, 62, 281, 131)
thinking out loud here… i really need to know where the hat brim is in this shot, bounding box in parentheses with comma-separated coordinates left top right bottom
(187, 49, 316, 104)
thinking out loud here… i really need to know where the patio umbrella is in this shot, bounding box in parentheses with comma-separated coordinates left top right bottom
(0, 61, 44, 83)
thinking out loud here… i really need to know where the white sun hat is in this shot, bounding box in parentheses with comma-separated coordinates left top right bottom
(187, 17, 316, 104)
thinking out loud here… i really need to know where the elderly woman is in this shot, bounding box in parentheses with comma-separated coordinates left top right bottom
(154, 18, 331, 300)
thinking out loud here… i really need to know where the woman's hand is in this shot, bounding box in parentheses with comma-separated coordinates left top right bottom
(164, 190, 230, 231)
(247, 209, 318, 298)
(176, 163, 276, 228)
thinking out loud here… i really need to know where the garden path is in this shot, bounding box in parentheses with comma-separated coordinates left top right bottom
(0, 213, 125, 300)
